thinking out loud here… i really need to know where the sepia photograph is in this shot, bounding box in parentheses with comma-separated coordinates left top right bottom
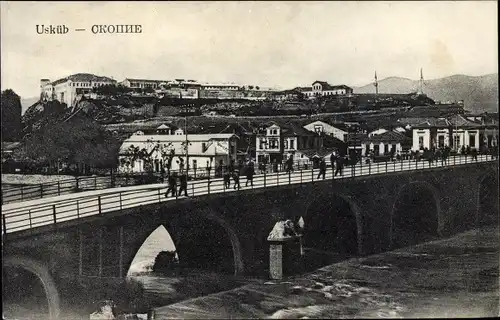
(1, 1, 498, 319)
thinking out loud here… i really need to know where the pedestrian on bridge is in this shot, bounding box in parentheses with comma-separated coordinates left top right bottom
(317, 159, 327, 180)
(206, 160, 212, 178)
(285, 157, 294, 173)
(471, 147, 478, 161)
(165, 172, 178, 198)
(232, 169, 241, 190)
(245, 161, 255, 187)
(223, 169, 231, 189)
(334, 155, 344, 177)
(178, 173, 189, 197)
(330, 152, 336, 174)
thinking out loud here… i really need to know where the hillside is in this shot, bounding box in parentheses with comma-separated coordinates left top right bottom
(354, 74, 498, 113)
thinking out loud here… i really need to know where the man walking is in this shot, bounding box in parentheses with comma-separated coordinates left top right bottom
(330, 152, 336, 175)
(317, 158, 326, 180)
(178, 173, 189, 197)
(206, 160, 212, 178)
(164, 172, 177, 198)
(232, 168, 241, 190)
(245, 160, 255, 187)
(334, 155, 344, 177)
(223, 168, 231, 189)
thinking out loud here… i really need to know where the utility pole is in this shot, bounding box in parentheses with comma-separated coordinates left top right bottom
(418, 68, 424, 95)
(185, 115, 189, 173)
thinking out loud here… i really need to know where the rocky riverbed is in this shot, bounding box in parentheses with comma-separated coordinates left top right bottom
(155, 225, 499, 319)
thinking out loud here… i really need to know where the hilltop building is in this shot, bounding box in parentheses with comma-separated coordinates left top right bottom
(40, 73, 117, 107)
(298, 81, 353, 98)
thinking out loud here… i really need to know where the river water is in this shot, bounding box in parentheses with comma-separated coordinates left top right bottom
(3, 224, 499, 319)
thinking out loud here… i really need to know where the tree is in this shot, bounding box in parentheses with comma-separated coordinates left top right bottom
(24, 116, 121, 174)
(1, 89, 22, 141)
(255, 86, 260, 90)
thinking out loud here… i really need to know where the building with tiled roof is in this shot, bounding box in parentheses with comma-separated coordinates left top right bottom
(361, 131, 411, 157)
(40, 73, 117, 107)
(255, 122, 323, 165)
(119, 132, 239, 173)
(303, 120, 351, 141)
(303, 81, 353, 98)
(397, 115, 497, 152)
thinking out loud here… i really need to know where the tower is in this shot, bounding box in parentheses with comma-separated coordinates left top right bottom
(418, 68, 424, 95)
(374, 71, 379, 95)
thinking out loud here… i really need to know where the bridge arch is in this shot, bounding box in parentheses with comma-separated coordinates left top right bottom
(302, 192, 363, 259)
(3, 255, 61, 320)
(476, 169, 499, 227)
(389, 181, 442, 249)
(126, 206, 244, 276)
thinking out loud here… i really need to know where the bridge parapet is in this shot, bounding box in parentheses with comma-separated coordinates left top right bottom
(2, 154, 497, 238)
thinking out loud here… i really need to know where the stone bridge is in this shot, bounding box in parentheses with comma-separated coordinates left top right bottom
(2, 157, 498, 319)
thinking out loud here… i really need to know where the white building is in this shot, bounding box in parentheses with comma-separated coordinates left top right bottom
(303, 120, 349, 142)
(398, 116, 483, 151)
(119, 132, 239, 173)
(361, 131, 410, 156)
(40, 73, 117, 107)
(120, 78, 167, 89)
(302, 81, 353, 98)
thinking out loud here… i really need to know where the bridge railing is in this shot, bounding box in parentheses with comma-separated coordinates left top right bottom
(2, 154, 496, 235)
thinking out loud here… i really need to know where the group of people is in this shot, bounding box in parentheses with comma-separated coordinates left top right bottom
(164, 170, 189, 198)
(316, 152, 347, 179)
(223, 159, 255, 190)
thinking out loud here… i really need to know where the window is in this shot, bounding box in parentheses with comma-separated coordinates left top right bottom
(192, 160, 197, 169)
(374, 144, 380, 156)
(284, 140, 288, 149)
(453, 135, 460, 149)
(289, 140, 294, 149)
(418, 136, 424, 148)
(314, 125, 323, 134)
(438, 136, 445, 148)
(269, 139, 278, 149)
(202, 143, 206, 152)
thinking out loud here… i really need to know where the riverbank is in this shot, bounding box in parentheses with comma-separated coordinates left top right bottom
(155, 225, 499, 318)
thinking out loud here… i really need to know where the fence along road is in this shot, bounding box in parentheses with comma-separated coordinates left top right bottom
(2, 154, 496, 235)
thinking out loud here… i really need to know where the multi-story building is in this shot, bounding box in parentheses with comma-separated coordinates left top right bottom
(300, 81, 353, 98)
(40, 73, 117, 107)
(255, 122, 323, 165)
(118, 129, 238, 173)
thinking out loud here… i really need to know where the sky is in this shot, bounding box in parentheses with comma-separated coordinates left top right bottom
(1, 1, 497, 99)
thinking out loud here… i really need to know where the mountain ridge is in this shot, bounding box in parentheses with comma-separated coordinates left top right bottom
(354, 73, 498, 113)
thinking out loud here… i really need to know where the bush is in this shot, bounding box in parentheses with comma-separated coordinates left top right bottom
(152, 250, 179, 272)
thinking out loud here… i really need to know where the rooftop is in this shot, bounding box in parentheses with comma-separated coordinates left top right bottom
(312, 81, 352, 91)
(51, 73, 116, 86)
(363, 131, 410, 143)
(397, 115, 483, 128)
(124, 133, 238, 143)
